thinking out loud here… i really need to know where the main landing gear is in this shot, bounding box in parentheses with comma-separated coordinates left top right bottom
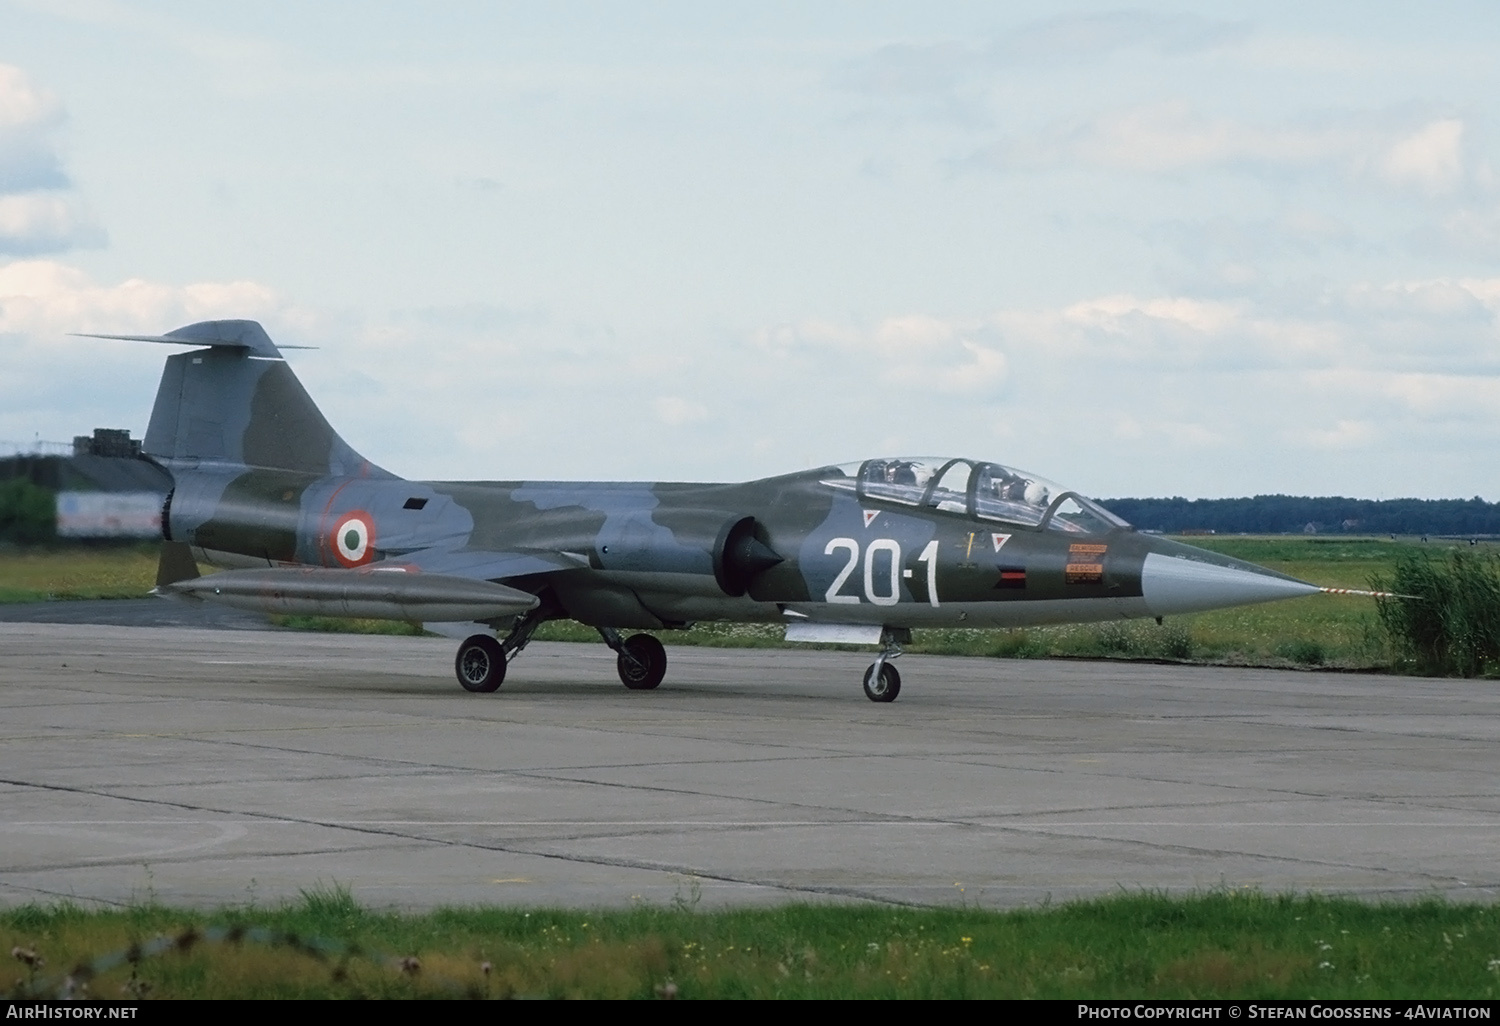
(862, 628, 910, 703)
(454, 617, 670, 694)
(453, 606, 548, 693)
(456, 634, 506, 692)
(599, 627, 668, 690)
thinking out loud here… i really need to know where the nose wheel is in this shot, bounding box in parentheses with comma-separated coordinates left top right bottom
(862, 627, 908, 702)
(863, 661, 901, 702)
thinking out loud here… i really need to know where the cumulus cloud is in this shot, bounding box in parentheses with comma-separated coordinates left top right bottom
(999, 276, 1500, 376)
(0, 64, 67, 194)
(0, 64, 60, 129)
(0, 65, 102, 253)
(724, 272, 1500, 494)
(6, 255, 1499, 498)
(0, 192, 105, 255)
(0, 259, 278, 336)
(0, 258, 289, 451)
(341, 278, 1500, 490)
(1379, 118, 1466, 194)
(975, 101, 1478, 194)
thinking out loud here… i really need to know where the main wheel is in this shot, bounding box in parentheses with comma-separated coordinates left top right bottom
(863, 662, 901, 702)
(455, 634, 506, 693)
(617, 633, 667, 690)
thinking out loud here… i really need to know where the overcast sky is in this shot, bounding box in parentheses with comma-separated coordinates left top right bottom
(3, 2, 1499, 500)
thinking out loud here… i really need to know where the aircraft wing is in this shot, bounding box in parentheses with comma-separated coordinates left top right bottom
(380, 546, 585, 581)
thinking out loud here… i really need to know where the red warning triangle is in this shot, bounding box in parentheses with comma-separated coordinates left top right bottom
(992, 533, 1012, 552)
(862, 509, 878, 528)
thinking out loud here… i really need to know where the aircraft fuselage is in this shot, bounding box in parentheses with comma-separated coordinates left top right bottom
(169, 462, 1312, 633)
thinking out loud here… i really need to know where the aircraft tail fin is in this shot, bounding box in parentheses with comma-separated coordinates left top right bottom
(88, 320, 388, 479)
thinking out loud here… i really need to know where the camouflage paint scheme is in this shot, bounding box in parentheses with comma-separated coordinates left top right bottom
(91, 320, 1319, 697)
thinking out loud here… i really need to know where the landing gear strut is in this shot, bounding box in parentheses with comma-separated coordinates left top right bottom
(599, 627, 668, 690)
(453, 605, 549, 694)
(862, 628, 910, 703)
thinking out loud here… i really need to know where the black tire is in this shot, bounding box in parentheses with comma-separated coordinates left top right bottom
(617, 633, 667, 690)
(863, 662, 901, 702)
(455, 634, 506, 693)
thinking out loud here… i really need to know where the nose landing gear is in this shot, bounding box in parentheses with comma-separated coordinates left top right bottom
(862, 627, 910, 702)
(863, 661, 900, 702)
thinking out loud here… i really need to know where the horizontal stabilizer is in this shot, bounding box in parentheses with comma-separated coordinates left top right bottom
(73, 319, 314, 358)
(161, 566, 539, 623)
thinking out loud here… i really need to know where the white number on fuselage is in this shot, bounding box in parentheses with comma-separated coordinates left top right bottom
(864, 538, 901, 606)
(824, 537, 938, 606)
(824, 538, 861, 604)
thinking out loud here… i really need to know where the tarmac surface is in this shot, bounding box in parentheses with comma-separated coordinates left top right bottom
(3, 617, 1499, 911)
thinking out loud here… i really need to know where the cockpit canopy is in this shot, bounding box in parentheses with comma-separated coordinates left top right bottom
(824, 457, 1131, 535)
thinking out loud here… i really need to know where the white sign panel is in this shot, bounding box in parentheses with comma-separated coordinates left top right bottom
(55, 491, 164, 539)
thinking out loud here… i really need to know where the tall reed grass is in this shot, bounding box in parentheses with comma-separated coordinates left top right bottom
(1374, 549, 1500, 676)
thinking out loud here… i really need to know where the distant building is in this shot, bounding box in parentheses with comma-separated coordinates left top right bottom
(72, 428, 142, 459)
(0, 429, 170, 540)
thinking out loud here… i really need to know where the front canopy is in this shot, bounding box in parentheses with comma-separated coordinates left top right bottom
(825, 457, 1131, 535)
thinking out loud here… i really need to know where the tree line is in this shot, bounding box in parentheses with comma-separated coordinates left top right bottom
(1099, 495, 1500, 536)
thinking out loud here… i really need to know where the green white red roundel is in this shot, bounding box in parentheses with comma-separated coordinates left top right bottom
(331, 511, 376, 567)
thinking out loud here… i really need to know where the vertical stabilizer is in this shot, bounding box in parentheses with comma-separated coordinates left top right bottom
(112, 320, 386, 478)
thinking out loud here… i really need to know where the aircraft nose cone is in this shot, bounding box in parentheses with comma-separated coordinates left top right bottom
(1141, 551, 1320, 617)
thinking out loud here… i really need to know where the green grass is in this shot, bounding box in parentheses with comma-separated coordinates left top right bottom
(0, 543, 160, 603)
(5, 892, 1499, 999)
(4, 536, 1490, 671)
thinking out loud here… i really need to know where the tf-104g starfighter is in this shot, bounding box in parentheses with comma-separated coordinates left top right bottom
(85, 320, 1324, 701)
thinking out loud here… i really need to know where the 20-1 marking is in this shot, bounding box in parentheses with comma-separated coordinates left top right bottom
(823, 538, 941, 607)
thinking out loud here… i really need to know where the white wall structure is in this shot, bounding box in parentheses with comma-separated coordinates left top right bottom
(55, 491, 163, 539)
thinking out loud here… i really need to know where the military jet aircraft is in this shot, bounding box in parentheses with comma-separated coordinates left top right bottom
(83, 320, 1325, 702)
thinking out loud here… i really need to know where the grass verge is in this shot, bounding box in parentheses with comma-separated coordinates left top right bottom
(0, 542, 159, 603)
(4, 891, 1498, 999)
